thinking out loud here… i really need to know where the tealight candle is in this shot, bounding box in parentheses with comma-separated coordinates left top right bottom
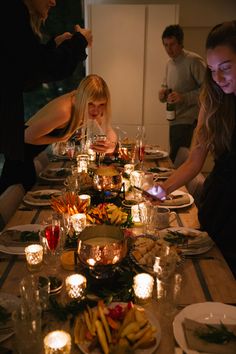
(131, 202, 146, 223)
(70, 213, 86, 233)
(65, 274, 87, 299)
(133, 273, 154, 304)
(25, 244, 43, 272)
(44, 330, 71, 354)
(77, 154, 89, 173)
(87, 148, 96, 162)
(124, 163, 135, 176)
(79, 194, 91, 209)
(130, 170, 145, 188)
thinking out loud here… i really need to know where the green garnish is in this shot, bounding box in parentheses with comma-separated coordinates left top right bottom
(195, 322, 236, 344)
(20, 231, 39, 242)
(164, 230, 187, 245)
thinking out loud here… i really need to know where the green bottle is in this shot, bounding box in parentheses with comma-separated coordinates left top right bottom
(166, 88, 176, 121)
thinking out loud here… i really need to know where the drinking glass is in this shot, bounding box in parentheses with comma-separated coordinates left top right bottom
(65, 140, 76, 160)
(135, 125, 146, 169)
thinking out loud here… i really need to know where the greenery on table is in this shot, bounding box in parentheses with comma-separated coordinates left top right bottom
(48, 259, 135, 322)
(195, 322, 236, 344)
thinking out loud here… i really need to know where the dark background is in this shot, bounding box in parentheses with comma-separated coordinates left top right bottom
(23, 0, 85, 120)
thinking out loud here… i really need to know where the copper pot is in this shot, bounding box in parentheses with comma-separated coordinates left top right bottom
(77, 225, 127, 278)
(93, 166, 122, 191)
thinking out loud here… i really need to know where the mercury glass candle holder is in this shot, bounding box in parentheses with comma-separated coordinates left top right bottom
(44, 330, 71, 354)
(70, 213, 86, 233)
(130, 170, 145, 188)
(65, 274, 87, 299)
(79, 194, 91, 209)
(124, 163, 135, 176)
(77, 154, 89, 173)
(133, 273, 154, 304)
(25, 244, 43, 272)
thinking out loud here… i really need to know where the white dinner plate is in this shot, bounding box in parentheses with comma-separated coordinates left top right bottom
(23, 189, 61, 206)
(0, 224, 41, 255)
(77, 302, 161, 354)
(144, 149, 169, 160)
(173, 302, 236, 354)
(161, 190, 194, 209)
(0, 292, 21, 343)
(39, 168, 71, 182)
(159, 227, 214, 255)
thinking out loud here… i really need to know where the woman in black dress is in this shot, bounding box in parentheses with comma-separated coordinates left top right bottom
(150, 20, 236, 277)
(0, 0, 92, 178)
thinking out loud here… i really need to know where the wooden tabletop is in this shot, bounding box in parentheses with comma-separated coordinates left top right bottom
(0, 154, 236, 354)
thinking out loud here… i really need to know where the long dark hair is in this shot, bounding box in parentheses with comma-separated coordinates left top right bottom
(199, 21, 236, 158)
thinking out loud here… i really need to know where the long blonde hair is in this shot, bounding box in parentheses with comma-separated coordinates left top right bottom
(68, 74, 111, 138)
(199, 21, 236, 158)
(23, 0, 44, 38)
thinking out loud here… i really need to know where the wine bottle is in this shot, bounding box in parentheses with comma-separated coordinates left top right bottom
(166, 88, 176, 121)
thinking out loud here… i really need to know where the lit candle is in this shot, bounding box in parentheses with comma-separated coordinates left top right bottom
(133, 273, 154, 304)
(87, 148, 96, 162)
(79, 194, 91, 209)
(124, 163, 135, 176)
(70, 213, 86, 233)
(24, 244, 43, 272)
(77, 154, 89, 173)
(65, 274, 87, 299)
(44, 330, 71, 354)
(130, 170, 145, 188)
(131, 202, 146, 224)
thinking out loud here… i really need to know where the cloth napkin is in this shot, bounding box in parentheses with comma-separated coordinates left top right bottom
(161, 194, 190, 207)
(183, 318, 236, 354)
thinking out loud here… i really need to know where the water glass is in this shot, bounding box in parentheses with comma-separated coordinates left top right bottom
(12, 304, 42, 354)
(20, 274, 50, 311)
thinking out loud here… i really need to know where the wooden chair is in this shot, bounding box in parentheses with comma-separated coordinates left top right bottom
(0, 184, 25, 230)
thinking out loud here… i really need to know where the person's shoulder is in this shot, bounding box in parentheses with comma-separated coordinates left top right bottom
(184, 49, 204, 61)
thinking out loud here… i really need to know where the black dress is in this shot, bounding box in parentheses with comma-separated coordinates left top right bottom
(0, 124, 70, 193)
(1, 0, 88, 160)
(198, 106, 236, 277)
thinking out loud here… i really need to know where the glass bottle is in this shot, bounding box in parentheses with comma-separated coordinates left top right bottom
(166, 88, 176, 121)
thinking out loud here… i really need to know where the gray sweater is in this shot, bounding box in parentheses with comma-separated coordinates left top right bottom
(162, 49, 206, 125)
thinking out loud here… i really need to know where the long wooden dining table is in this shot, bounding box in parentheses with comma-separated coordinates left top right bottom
(0, 152, 236, 354)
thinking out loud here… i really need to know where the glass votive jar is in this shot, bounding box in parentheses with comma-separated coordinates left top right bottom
(44, 330, 71, 354)
(130, 170, 145, 188)
(87, 148, 96, 162)
(79, 194, 91, 209)
(77, 154, 89, 173)
(65, 274, 87, 299)
(124, 163, 135, 176)
(70, 213, 87, 233)
(133, 273, 154, 304)
(25, 244, 43, 272)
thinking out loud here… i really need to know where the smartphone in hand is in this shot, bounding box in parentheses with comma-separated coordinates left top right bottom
(144, 185, 167, 201)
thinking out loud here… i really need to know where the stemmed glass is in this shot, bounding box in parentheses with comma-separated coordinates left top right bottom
(135, 125, 146, 169)
(65, 140, 76, 160)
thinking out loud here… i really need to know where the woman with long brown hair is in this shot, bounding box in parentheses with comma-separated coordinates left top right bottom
(150, 21, 236, 277)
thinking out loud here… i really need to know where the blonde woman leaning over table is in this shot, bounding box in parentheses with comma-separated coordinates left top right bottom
(147, 21, 236, 278)
(0, 74, 117, 192)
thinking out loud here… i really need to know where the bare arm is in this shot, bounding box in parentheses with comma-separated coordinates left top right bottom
(24, 95, 71, 145)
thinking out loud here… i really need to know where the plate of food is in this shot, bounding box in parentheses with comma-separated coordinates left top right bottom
(130, 235, 182, 274)
(173, 302, 236, 354)
(144, 149, 168, 160)
(39, 168, 71, 182)
(0, 224, 41, 255)
(23, 189, 61, 206)
(160, 190, 194, 209)
(0, 292, 21, 343)
(74, 301, 161, 354)
(159, 227, 214, 255)
(147, 167, 173, 180)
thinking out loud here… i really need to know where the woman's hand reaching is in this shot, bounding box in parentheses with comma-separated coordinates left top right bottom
(54, 32, 73, 47)
(74, 24, 93, 47)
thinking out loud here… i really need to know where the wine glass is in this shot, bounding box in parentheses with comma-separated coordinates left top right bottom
(135, 125, 146, 169)
(65, 140, 76, 160)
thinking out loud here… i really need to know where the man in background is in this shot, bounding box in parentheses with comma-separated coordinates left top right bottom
(159, 24, 206, 162)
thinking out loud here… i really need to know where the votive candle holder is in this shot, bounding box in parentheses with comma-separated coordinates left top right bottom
(25, 244, 43, 272)
(44, 330, 71, 354)
(65, 274, 87, 299)
(70, 213, 86, 233)
(133, 273, 154, 304)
